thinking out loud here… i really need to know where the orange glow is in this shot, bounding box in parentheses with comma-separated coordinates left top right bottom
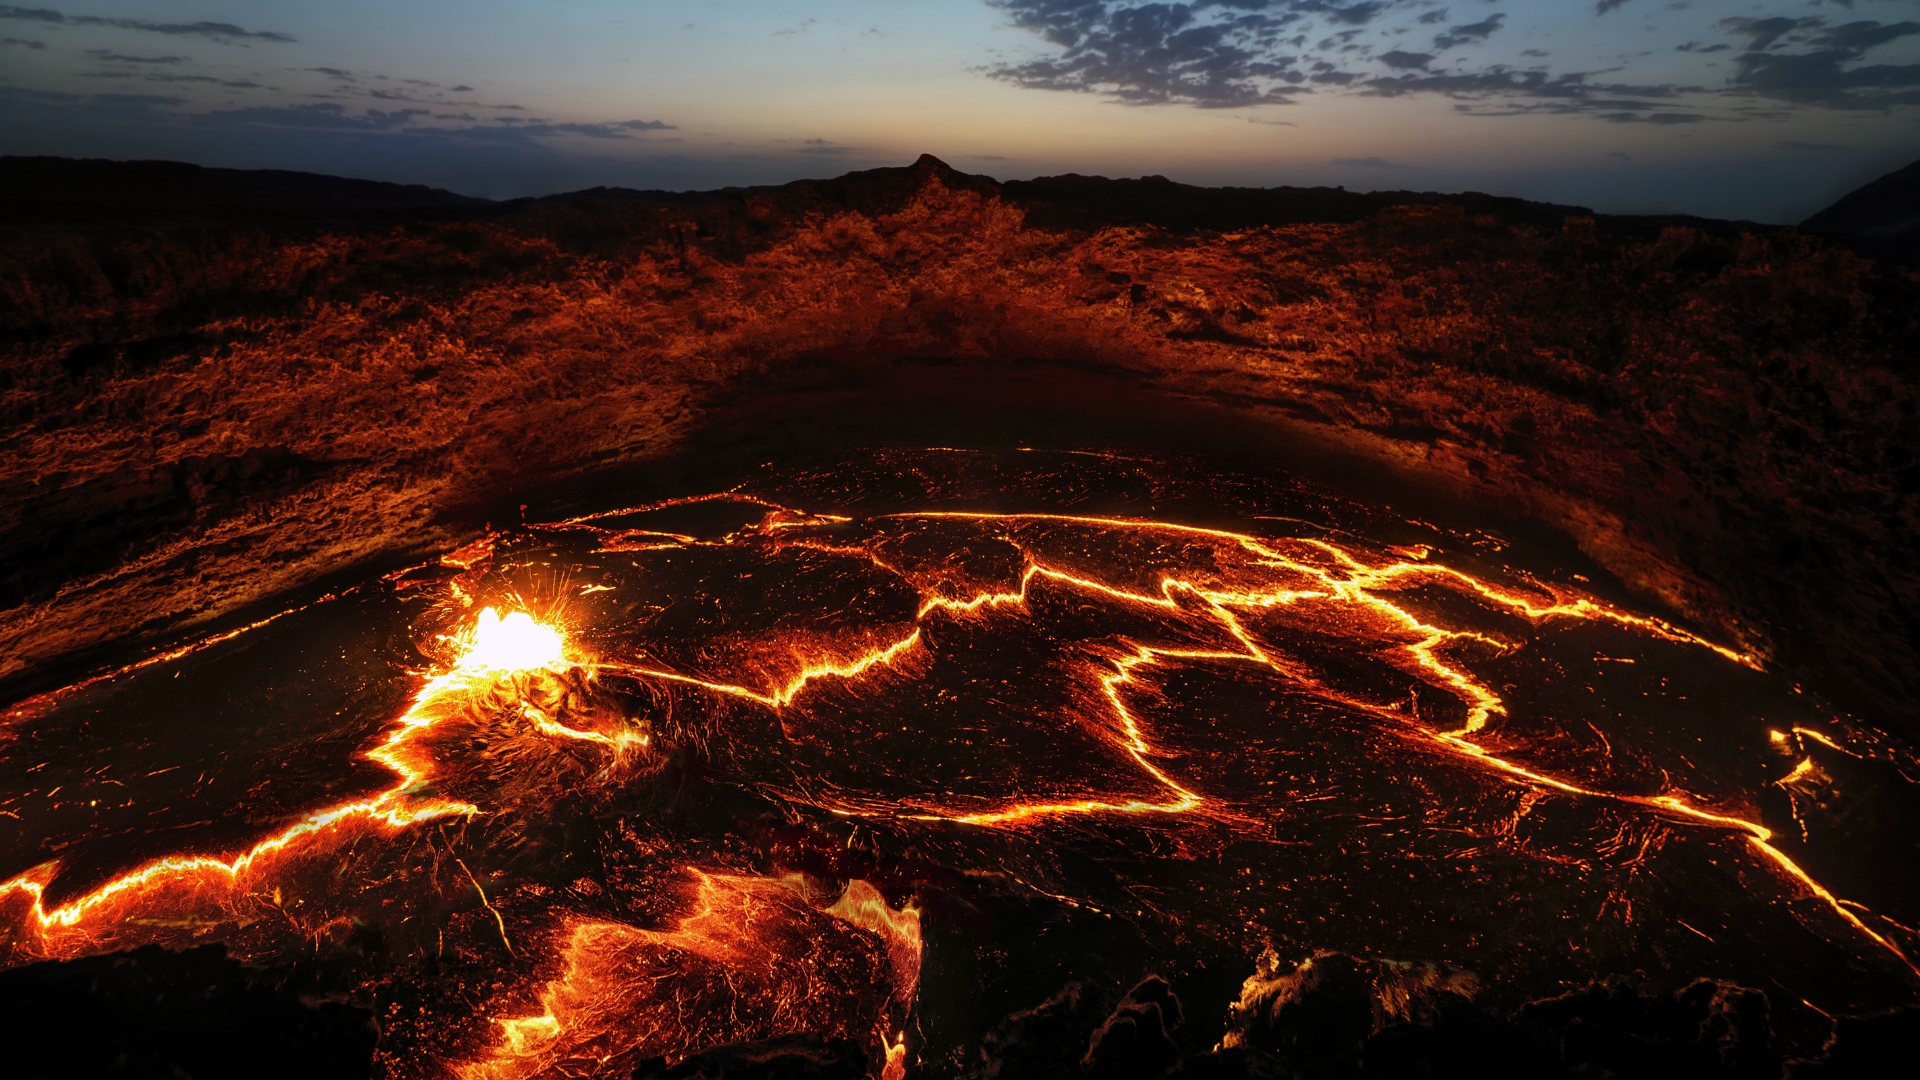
(460, 608, 566, 673)
(2, 499, 1911, 1072)
(1, 593, 346, 731)
(1792, 726, 1856, 755)
(881, 1031, 908, 1080)
(465, 870, 919, 1080)
(602, 629, 925, 710)
(590, 508, 1906, 974)
(0, 607, 572, 958)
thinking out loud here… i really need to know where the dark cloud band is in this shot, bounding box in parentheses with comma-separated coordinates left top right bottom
(988, 2, 1920, 119)
(0, 5, 295, 42)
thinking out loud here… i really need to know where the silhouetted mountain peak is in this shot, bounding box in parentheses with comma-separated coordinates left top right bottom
(1802, 158, 1920, 263)
(0, 156, 490, 227)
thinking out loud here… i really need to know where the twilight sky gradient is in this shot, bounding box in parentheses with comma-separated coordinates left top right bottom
(2, 1, 1917, 220)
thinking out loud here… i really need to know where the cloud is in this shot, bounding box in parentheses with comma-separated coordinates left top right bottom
(0, 4, 294, 42)
(1776, 139, 1841, 150)
(188, 102, 677, 145)
(0, 5, 65, 22)
(90, 92, 184, 106)
(1723, 18, 1920, 108)
(1719, 16, 1822, 53)
(196, 103, 425, 131)
(984, 1, 1673, 115)
(798, 138, 853, 155)
(86, 49, 183, 63)
(1314, 2, 1389, 26)
(1730, 50, 1920, 107)
(1329, 155, 1413, 168)
(981, 0, 1920, 123)
(986, 1, 1320, 106)
(0, 34, 43, 47)
(1817, 19, 1920, 54)
(0, 83, 79, 103)
(153, 75, 258, 87)
(1596, 110, 1706, 123)
(79, 70, 256, 87)
(1434, 13, 1504, 51)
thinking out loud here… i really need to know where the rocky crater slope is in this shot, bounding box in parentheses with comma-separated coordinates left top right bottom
(2, 153, 1917, 749)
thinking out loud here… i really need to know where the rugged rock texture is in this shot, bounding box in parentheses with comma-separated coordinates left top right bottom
(974, 959, 1829, 1080)
(632, 1034, 871, 1080)
(2, 153, 1917, 751)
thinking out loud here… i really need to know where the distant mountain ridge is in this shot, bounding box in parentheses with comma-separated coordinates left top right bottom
(2, 153, 1766, 241)
(0, 157, 490, 226)
(1802, 158, 1920, 264)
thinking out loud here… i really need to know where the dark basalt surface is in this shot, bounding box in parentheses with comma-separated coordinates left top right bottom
(9, 945, 1908, 1079)
(0, 943, 376, 1079)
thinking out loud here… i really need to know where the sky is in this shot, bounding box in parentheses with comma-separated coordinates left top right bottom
(1, 1, 1917, 221)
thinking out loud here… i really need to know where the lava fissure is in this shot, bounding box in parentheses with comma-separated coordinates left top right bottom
(1, 484, 1915, 1077)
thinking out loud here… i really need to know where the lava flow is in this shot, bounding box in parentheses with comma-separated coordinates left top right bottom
(0, 603, 567, 945)
(0, 450, 1915, 1076)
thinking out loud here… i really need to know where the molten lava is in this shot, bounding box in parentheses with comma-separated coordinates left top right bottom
(0, 449, 1914, 1074)
(462, 608, 568, 675)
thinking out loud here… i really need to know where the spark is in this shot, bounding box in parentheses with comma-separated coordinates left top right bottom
(458, 856, 514, 957)
(467, 870, 920, 1080)
(1792, 727, 1857, 756)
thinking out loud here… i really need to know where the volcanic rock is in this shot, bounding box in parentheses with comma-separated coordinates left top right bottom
(0, 942, 375, 1078)
(2, 153, 1917, 754)
(979, 980, 1115, 1080)
(1082, 976, 1185, 1080)
(631, 1034, 869, 1080)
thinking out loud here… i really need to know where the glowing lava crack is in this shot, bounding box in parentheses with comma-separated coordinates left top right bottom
(1, 481, 1916, 1077)
(0, 606, 570, 944)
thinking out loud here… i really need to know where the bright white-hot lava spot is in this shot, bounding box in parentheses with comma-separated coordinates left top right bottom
(459, 607, 567, 674)
(0, 449, 1914, 1076)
